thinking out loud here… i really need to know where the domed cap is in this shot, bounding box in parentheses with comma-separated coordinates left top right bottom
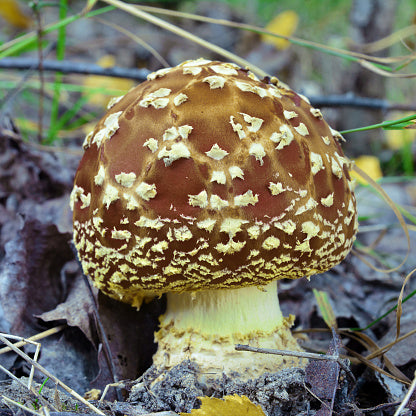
(70, 59, 358, 307)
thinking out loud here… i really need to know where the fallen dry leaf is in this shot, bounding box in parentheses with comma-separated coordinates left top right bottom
(0, 219, 73, 335)
(350, 155, 383, 185)
(305, 331, 343, 415)
(38, 270, 97, 344)
(262, 10, 299, 50)
(0, 0, 32, 29)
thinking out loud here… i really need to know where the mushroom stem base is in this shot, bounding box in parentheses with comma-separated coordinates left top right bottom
(153, 281, 305, 382)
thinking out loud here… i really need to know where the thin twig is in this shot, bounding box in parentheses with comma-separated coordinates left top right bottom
(101, 0, 268, 78)
(235, 344, 338, 361)
(308, 93, 416, 111)
(134, 4, 416, 67)
(0, 332, 42, 391)
(1, 395, 43, 416)
(33, 0, 45, 143)
(0, 363, 56, 411)
(0, 57, 150, 80)
(0, 326, 65, 356)
(2, 58, 416, 112)
(81, 272, 123, 401)
(0, 334, 105, 415)
(393, 371, 416, 416)
(93, 16, 170, 68)
(346, 401, 402, 414)
(302, 383, 332, 413)
(0, 42, 55, 123)
(71, 243, 123, 402)
(235, 344, 354, 380)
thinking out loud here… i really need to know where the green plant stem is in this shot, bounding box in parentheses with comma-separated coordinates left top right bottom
(50, 93, 92, 135)
(350, 289, 416, 332)
(340, 113, 416, 134)
(400, 141, 415, 175)
(33, 377, 49, 410)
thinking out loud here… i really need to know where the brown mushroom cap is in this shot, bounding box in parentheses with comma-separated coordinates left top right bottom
(71, 59, 357, 307)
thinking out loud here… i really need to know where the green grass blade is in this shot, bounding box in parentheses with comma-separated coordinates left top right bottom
(350, 289, 416, 332)
(0, 6, 114, 59)
(340, 113, 416, 134)
(47, 94, 93, 140)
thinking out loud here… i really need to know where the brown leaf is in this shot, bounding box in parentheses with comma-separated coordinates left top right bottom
(379, 300, 416, 367)
(91, 292, 163, 385)
(38, 271, 97, 344)
(305, 331, 342, 415)
(0, 219, 73, 335)
(305, 336, 341, 400)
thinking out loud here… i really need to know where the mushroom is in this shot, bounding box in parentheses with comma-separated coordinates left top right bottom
(70, 59, 358, 382)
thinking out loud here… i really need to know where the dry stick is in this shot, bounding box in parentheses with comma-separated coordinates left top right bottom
(0, 42, 56, 122)
(29, 339, 40, 391)
(302, 383, 333, 414)
(0, 332, 43, 390)
(0, 326, 65, 356)
(0, 334, 105, 415)
(2, 58, 416, 112)
(101, 0, 268, 79)
(235, 344, 355, 382)
(80, 271, 123, 402)
(0, 57, 150, 80)
(393, 371, 416, 416)
(351, 165, 410, 274)
(135, 4, 415, 66)
(365, 327, 416, 361)
(33, 0, 45, 143)
(100, 381, 125, 402)
(0, 362, 56, 411)
(92, 17, 169, 68)
(0, 330, 61, 398)
(1, 395, 42, 416)
(235, 344, 338, 361)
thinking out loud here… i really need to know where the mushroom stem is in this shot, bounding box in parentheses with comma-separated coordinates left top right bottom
(153, 281, 305, 382)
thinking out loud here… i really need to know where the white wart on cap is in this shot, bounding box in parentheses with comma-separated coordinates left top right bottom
(71, 59, 357, 308)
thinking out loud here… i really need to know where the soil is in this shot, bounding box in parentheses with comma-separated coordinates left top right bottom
(128, 362, 308, 415)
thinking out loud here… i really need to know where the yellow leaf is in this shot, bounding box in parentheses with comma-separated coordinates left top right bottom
(83, 55, 134, 108)
(313, 289, 337, 329)
(0, 0, 32, 29)
(262, 10, 299, 50)
(350, 155, 383, 185)
(180, 394, 266, 416)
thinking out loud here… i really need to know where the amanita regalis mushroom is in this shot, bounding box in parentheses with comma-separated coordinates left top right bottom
(71, 59, 358, 381)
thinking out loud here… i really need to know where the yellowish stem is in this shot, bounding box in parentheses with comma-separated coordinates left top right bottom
(153, 281, 305, 382)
